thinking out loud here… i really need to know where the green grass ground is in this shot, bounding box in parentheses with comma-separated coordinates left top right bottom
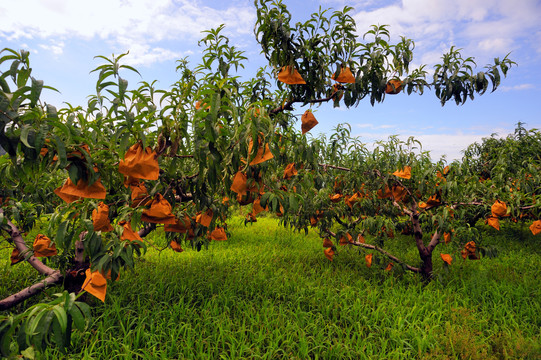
(1, 216, 540, 359)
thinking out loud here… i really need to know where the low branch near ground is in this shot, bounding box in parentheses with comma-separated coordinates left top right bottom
(324, 229, 421, 273)
(0, 271, 63, 311)
(0, 208, 64, 310)
(1, 209, 57, 277)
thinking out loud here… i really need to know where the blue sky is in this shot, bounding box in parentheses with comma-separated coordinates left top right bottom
(1, 0, 540, 161)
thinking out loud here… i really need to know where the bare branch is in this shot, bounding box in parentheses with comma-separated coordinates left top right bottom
(0, 209, 64, 310)
(1, 209, 57, 277)
(0, 271, 63, 311)
(324, 229, 421, 273)
(269, 89, 341, 115)
(169, 154, 194, 158)
(450, 201, 485, 209)
(426, 230, 441, 253)
(318, 163, 351, 172)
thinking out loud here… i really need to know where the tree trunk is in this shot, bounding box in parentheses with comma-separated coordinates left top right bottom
(411, 211, 434, 281)
(64, 238, 89, 295)
(420, 252, 433, 280)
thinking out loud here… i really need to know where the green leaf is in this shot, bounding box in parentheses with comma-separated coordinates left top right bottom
(68, 305, 85, 332)
(29, 78, 43, 107)
(56, 221, 70, 250)
(0, 317, 18, 356)
(20, 124, 35, 149)
(68, 163, 80, 185)
(51, 316, 65, 351)
(63, 292, 76, 313)
(27, 310, 53, 351)
(20, 346, 36, 359)
(51, 305, 68, 334)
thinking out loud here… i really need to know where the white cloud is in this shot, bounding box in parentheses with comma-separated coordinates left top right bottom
(0, 0, 255, 65)
(38, 41, 65, 55)
(499, 84, 534, 92)
(114, 37, 192, 67)
(1, 0, 254, 41)
(351, 0, 541, 66)
(352, 129, 511, 161)
(355, 123, 397, 129)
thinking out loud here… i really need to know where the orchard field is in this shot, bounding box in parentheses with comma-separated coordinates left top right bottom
(1, 215, 540, 359)
(1, 0, 541, 358)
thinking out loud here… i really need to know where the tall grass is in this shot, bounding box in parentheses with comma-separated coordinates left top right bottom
(1, 217, 540, 359)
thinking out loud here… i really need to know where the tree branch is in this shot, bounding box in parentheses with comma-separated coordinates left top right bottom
(1, 209, 57, 277)
(0, 271, 63, 311)
(318, 163, 351, 172)
(324, 229, 421, 273)
(0, 208, 64, 310)
(410, 209, 428, 257)
(269, 90, 341, 115)
(426, 230, 441, 253)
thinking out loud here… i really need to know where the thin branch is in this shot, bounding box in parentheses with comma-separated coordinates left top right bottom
(269, 90, 341, 115)
(138, 223, 156, 238)
(333, 215, 346, 226)
(426, 230, 441, 253)
(1, 209, 57, 276)
(0, 271, 63, 311)
(0, 208, 64, 310)
(318, 163, 351, 172)
(392, 200, 413, 217)
(324, 229, 421, 273)
(450, 201, 485, 209)
(169, 154, 194, 158)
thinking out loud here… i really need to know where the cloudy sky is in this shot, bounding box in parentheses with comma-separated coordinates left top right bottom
(1, 0, 540, 161)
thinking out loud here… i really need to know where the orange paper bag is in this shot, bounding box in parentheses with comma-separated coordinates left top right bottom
(195, 209, 214, 227)
(324, 247, 334, 261)
(385, 79, 403, 94)
(277, 66, 306, 85)
(491, 200, 507, 218)
(209, 226, 227, 241)
(530, 220, 541, 235)
(141, 194, 176, 224)
(301, 110, 318, 134)
(170, 240, 184, 252)
(55, 174, 107, 202)
(119, 142, 160, 180)
(283, 163, 298, 179)
(33, 234, 57, 257)
(392, 166, 411, 179)
(10, 248, 23, 265)
(248, 138, 274, 166)
(130, 181, 149, 207)
(119, 220, 143, 241)
(440, 254, 452, 265)
(92, 202, 113, 232)
(332, 66, 355, 84)
(81, 268, 107, 302)
(165, 215, 192, 233)
(322, 238, 334, 248)
(365, 254, 373, 268)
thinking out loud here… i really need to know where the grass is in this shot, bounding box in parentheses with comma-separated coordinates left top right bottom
(1, 216, 540, 359)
